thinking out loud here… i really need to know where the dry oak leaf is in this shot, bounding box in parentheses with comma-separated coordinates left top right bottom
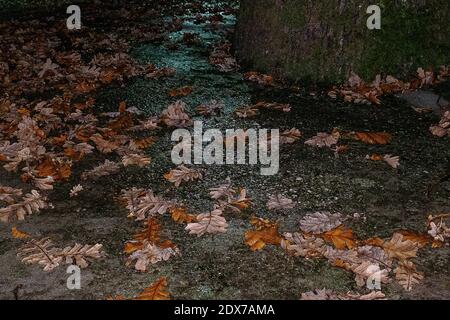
(107, 113, 134, 132)
(18, 237, 104, 271)
(235, 105, 259, 118)
(243, 72, 274, 86)
(160, 101, 193, 128)
(81, 160, 120, 181)
(124, 217, 178, 256)
(209, 181, 236, 200)
(396, 230, 431, 248)
(299, 212, 343, 234)
(280, 128, 302, 144)
(33, 176, 54, 191)
(248, 216, 275, 230)
(127, 241, 180, 271)
(383, 154, 400, 168)
(11, 227, 30, 239)
(168, 86, 193, 97)
(218, 188, 252, 213)
(69, 184, 83, 198)
(0, 186, 23, 204)
(427, 216, 450, 243)
(266, 194, 295, 211)
(133, 277, 170, 300)
(196, 100, 223, 116)
(185, 209, 228, 236)
(164, 165, 203, 187)
(124, 217, 161, 254)
(36, 157, 71, 181)
(122, 153, 151, 167)
(133, 190, 173, 221)
(282, 232, 325, 258)
(382, 233, 419, 261)
(353, 132, 392, 145)
(245, 218, 282, 251)
(169, 207, 197, 224)
(129, 137, 157, 150)
(17, 238, 62, 271)
(395, 261, 424, 291)
(59, 243, 104, 269)
(89, 134, 119, 154)
(0, 190, 47, 223)
(305, 130, 340, 148)
(352, 261, 390, 288)
(321, 226, 356, 250)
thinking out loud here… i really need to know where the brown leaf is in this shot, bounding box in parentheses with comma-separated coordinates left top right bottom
(168, 86, 193, 97)
(382, 233, 418, 261)
(36, 157, 71, 181)
(354, 132, 392, 145)
(169, 207, 197, 224)
(133, 277, 170, 300)
(245, 217, 281, 251)
(164, 165, 202, 187)
(11, 227, 30, 239)
(395, 261, 424, 291)
(396, 230, 430, 248)
(118, 101, 127, 113)
(321, 226, 356, 250)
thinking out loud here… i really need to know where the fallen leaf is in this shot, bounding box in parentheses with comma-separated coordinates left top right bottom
(321, 226, 356, 250)
(353, 132, 392, 145)
(169, 207, 197, 224)
(168, 86, 193, 97)
(11, 227, 30, 239)
(133, 277, 170, 300)
(395, 261, 424, 291)
(382, 233, 418, 261)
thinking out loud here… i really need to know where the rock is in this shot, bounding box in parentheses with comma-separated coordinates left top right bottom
(397, 90, 449, 115)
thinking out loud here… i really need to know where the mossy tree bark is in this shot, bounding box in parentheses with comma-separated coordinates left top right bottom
(235, 0, 450, 83)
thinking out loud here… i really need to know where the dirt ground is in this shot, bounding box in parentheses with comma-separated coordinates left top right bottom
(0, 0, 449, 300)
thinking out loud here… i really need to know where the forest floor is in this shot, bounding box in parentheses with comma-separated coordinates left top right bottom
(0, 0, 449, 300)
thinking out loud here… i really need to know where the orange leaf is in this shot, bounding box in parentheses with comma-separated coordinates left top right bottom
(396, 230, 431, 248)
(168, 86, 193, 97)
(364, 237, 385, 247)
(250, 216, 278, 231)
(119, 101, 127, 113)
(133, 277, 170, 300)
(75, 81, 96, 94)
(52, 134, 68, 146)
(169, 207, 197, 224)
(354, 132, 392, 145)
(124, 218, 162, 254)
(11, 227, 30, 239)
(64, 147, 84, 161)
(75, 127, 96, 142)
(245, 218, 281, 251)
(36, 157, 71, 181)
(322, 226, 355, 249)
(108, 113, 134, 131)
(123, 242, 144, 254)
(132, 137, 157, 149)
(368, 154, 383, 161)
(134, 218, 161, 243)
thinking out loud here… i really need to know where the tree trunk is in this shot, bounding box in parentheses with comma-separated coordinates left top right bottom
(235, 0, 450, 83)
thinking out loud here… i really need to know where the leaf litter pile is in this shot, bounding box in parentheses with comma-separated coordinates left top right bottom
(1, 0, 450, 300)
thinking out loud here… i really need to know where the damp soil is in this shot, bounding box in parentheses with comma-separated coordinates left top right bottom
(0, 0, 449, 300)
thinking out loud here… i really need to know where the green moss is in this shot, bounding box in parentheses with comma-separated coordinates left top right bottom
(236, 0, 450, 83)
